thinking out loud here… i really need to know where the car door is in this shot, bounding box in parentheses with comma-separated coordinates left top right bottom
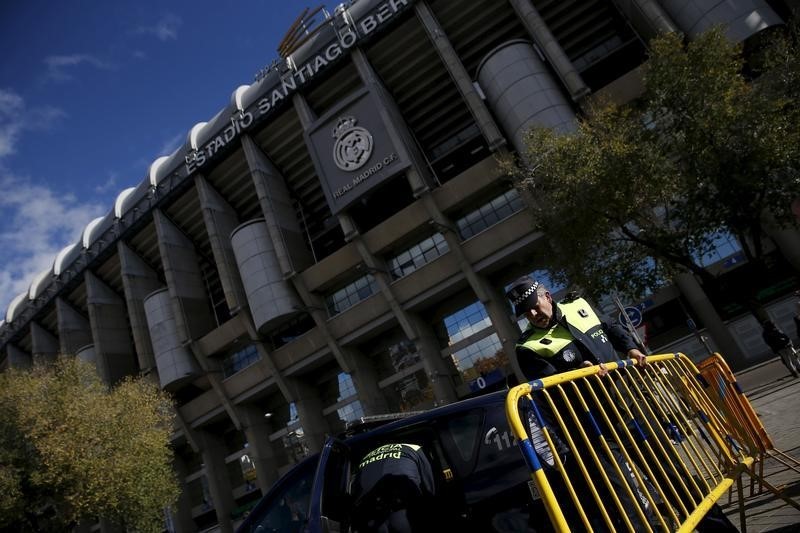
(308, 437, 351, 533)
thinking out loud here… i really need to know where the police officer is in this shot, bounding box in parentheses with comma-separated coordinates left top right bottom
(350, 442, 435, 533)
(505, 276, 646, 379)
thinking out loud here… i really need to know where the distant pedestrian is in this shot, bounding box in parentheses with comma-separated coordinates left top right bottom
(762, 320, 800, 378)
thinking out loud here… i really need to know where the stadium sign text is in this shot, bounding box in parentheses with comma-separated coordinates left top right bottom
(186, 0, 409, 174)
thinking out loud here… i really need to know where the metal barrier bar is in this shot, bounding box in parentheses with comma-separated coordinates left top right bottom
(506, 353, 756, 532)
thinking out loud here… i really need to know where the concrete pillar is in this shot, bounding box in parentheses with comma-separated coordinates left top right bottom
(477, 40, 577, 155)
(507, 0, 590, 101)
(611, 0, 678, 40)
(118, 241, 163, 374)
(5, 344, 31, 369)
(85, 271, 138, 385)
(172, 455, 198, 533)
(349, 49, 432, 195)
(230, 220, 302, 334)
(196, 430, 236, 533)
(286, 378, 331, 453)
(418, 193, 524, 381)
(195, 175, 248, 312)
(241, 135, 314, 274)
(153, 210, 216, 342)
(409, 315, 459, 405)
(348, 351, 390, 415)
(660, 0, 782, 41)
(30, 322, 59, 363)
(763, 216, 800, 272)
(75, 344, 96, 366)
(55, 297, 92, 356)
(144, 288, 202, 390)
(238, 406, 287, 493)
(675, 272, 748, 368)
(415, 0, 506, 151)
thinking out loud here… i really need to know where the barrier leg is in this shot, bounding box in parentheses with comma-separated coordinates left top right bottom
(737, 475, 747, 533)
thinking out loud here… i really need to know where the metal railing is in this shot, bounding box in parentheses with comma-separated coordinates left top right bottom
(506, 353, 757, 532)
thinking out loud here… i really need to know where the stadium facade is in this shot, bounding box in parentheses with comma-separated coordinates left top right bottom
(1, 0, 797, 531)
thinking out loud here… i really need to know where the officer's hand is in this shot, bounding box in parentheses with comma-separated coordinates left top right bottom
(628, 349, 647, 367)
(584, 361, 609, 377)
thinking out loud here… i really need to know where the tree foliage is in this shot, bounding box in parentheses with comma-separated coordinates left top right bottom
(508, 25, 800, 302)
(0, 358, 179, 532)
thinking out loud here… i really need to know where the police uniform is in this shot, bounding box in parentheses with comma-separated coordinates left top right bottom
(351, 443, 435, 533)
(515, 295, 638, 380)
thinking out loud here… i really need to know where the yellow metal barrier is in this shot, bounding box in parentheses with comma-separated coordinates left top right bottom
(506, 353, 756, 532)
(697, 353, 800, 508)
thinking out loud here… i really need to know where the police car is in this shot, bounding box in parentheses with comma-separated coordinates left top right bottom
(236, 389, 736, 532)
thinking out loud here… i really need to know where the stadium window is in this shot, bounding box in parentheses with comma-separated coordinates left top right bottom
(455, 189, 525, 240)
(443, 301, 493, 345)
(324, 274, 378, 317)
(387, 232, 449, 280)
(222, 344, 261, 379)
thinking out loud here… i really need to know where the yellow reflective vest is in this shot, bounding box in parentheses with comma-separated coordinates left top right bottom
(515, 297, 637, 379)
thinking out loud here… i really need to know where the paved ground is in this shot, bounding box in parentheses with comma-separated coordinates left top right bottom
(719, 358, 800, 532)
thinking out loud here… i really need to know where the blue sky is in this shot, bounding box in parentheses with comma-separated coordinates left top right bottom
(0, 1, 314, 315)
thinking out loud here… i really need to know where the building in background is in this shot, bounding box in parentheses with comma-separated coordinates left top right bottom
(1, 0, 797, 531)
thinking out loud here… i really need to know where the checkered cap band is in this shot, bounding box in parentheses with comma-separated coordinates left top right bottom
(511, 281, 539, 306)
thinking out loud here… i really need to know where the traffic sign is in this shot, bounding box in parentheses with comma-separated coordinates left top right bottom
(619, 306, 643, 327)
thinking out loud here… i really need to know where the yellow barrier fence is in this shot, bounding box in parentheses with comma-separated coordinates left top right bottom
(697, 353, 800, 504)
(506, 353, 757, 532)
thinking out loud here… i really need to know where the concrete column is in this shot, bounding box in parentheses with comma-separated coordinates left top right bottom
(764, 216, 800, 272)
(171, 455, 196, 533)
(347, 350, 390, 415)
(418, 193, 524, 380)
(477, 40, 577, 155)
(144, 288, 202, 389)
(286, 378, 331, 453)
(195, 175, 248, 312)
(507, 0, 590, 101)
(5, 344, 31, 369)
(118, 241, 163, 374)
(55, 297, 92, 356)
(85, 271, 138, 385)
(659, 0, 781, 41)
(611, 0, 678, 40)
(415, 0, 506, 151)
(238, 406, 287, 493)
(675, 272, 748, 369)
(349, 48, 432, 195)
(196, 430, 236, 533)
(241, 134, 314, 273)
(30, 322, 59, 363)
(408, 314, 459, 404)
(153, 210, 216, 342)
(230, 220, 302, 334)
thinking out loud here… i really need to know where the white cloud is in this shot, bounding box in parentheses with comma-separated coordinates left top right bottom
(43, 53, 113, 82)
(94, 172, 118, 195)
(0, 171, 105, 315)
(0, 88, 65, 159)
(159, 132, 184, 155)
(135, 14, 182, 42)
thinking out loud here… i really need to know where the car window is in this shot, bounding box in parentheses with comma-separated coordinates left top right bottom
(239, 458, 315, 533)
(439, 409, 483, 471)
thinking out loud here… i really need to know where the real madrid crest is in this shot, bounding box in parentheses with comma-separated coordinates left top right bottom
(332, 115, 373, 172)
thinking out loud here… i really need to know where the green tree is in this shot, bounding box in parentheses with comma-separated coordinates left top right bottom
(508, 25, 800, 314)
(0, 358, 179, 532)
